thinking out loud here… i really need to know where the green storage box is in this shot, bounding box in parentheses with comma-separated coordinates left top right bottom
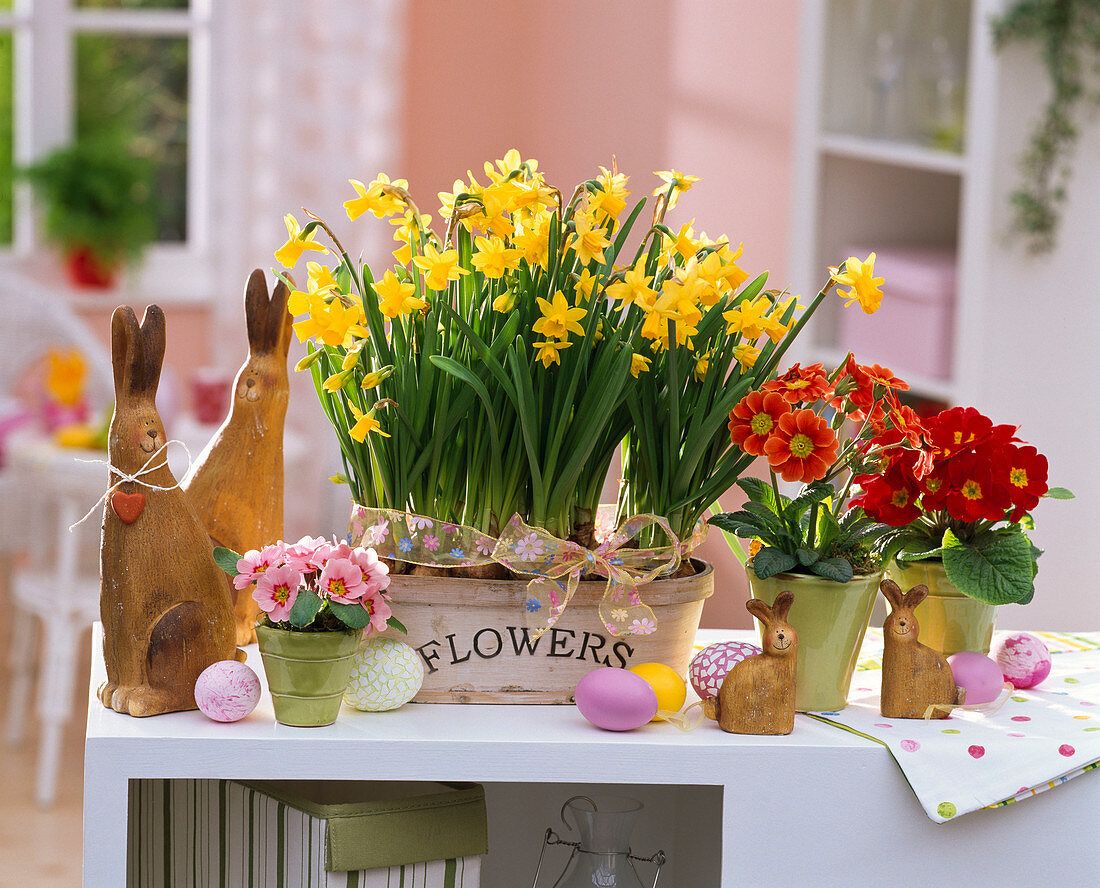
(127, 779, 487, 887)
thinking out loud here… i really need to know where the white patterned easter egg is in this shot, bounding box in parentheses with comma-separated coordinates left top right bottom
(344, 637, 425, 711)
(194, 660, 261, 722)
(689, 640, 762, 700)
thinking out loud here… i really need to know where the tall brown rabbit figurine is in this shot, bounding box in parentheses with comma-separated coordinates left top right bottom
(183, 269, 293, 644)
(880, 579, 963, 719)
(100, 305, 243, 717)
(705, 592, 798, 735)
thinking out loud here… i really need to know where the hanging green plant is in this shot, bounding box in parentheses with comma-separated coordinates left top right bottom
(991, 0, 1100, 253)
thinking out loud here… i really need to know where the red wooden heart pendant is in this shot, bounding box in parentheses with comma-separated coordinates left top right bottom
(110, 490, 146, 524)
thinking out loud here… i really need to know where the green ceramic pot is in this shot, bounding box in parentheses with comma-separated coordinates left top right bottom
(746, 565, 883, 712)
(255, 625, 361, 727)
(886, 559, 996, 657)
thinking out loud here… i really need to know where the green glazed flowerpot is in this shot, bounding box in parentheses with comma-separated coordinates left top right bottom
(886, 560, 996, 657)
(746, 565, 883, 712)
(255, 625, 362, 727)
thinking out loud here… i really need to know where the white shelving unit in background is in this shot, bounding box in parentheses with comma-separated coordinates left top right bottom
(789, 0, 1003, 407)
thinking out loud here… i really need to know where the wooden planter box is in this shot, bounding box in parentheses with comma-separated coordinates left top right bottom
(378, 560, 714, 703)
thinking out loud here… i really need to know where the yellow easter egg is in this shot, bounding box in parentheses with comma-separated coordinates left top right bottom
(628, 662, 686, 721)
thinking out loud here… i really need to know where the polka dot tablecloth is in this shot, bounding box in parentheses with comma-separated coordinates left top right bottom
(807, 631, 1100, 823)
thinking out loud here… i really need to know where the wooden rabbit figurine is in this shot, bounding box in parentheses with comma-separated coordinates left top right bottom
(705, 592, 798, 735)
(880, 579, 962, 719)
(100, 305, 243, 717)
(183, 270, 292, 644)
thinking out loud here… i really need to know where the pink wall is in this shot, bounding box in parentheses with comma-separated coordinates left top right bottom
(403, 1, 800, 628)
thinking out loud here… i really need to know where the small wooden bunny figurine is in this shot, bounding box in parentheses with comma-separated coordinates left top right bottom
(705, 592, 798, 735)
(183, 269, 292, 644)
(100, 305, 243, 717)
(879, 579, 963, 719)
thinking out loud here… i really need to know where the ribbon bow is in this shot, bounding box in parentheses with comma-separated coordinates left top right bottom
(349, 505, 707, 638)
(492, 513, 683, 640)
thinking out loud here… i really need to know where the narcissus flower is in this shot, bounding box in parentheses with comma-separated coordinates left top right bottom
(373, 269, 427, 318)
(573, 267, 600, 301)
(533, 290, 587, 340)
(534, 339, 572, 368)
(471, 235, 521, 279)
(653, 169, 700, 209)
(606, 261, 655, 308)
(831, 253, 885, 314)
(274, 213, 329, 269)
(728, 391, 791, 456)
(732, 343, 761, 369)
(348, 403, 390, 442)
(46, 349, 87, 406)
(764, 409, 840, 483)
(412, 242, 469, 291)
(723, 296, 774, 341)
(343, 174, 408, 221)
(630, 353, 652, 377)
(569, 213, 611, 265)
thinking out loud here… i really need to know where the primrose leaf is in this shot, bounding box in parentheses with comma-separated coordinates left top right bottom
(213, 546, 243, 576)
(750, 547, 798, 579)
(327, 601, 373, 630)
(288, 589, 323, 628)
(811, 557, 854, 583)
(941, 528, 1034, 605)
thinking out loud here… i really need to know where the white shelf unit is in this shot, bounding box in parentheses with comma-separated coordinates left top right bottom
(83, 626, 1100, 887)
(790, 0, 1003, 406)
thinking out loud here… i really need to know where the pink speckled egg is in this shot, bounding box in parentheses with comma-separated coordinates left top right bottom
(991, 632, 1052, 689)
(575, 668, 658, 731)
(194, 660, 261, 722)
(689, 641, 762, 700)
(947, 652, 1005, 705)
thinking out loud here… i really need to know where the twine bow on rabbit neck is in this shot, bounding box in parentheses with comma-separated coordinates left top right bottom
(69, 439, 192, 531)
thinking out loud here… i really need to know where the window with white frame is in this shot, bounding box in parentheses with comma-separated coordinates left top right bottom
(0, 0, 210, 269)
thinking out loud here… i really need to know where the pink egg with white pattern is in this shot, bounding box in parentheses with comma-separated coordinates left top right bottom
(689, 640, 762, 700)
(991, 632, 1052, 689)
(194, 660, 261, 722)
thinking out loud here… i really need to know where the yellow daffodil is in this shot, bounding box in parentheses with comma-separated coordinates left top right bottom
(671, 219, 700, 263)
(606, 261, 655, 308)
(630, 353, 652, 377)
(652, 169, 700, 210)
(288, 267, 340, 317)
(492, 290, 516, 313)
(677, 259, 720, 308)
(589, 166, 630, 221)
(348, 403, 390, 442)
(534, 339, 572, 368)
(391, 211, 433, 265)
(573, 268, 599, 301)
(694, 351, 710, 381)
(723, 295, 773, 341)
(294, 348, 325, 372)
(341, 344, 365, 371)
(569, 213, 611, 266)
(323, 369, 354, 393)
(46, 349, 87, 406)
(360, 366, 394, 390)
(513, 218, 551, 268)
(307, 261, 339, 293)
(733, 343, 761, 369)
(483, 148, 532, 184)
(471, 235, 521, 279)
(344, 174, 408, 221)
(274, 213, 329, 269)
(412, 242, 469, 291)
(831, 253, 885, 314)
(293, 293, 365, 347)
(533, 290, 587, 340)
(374, 269, 428, 318)
(511, 178, 558, 220)
(712, 242, 751, 291)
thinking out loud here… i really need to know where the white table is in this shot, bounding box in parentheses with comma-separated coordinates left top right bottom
(84, 627, 1100, 887)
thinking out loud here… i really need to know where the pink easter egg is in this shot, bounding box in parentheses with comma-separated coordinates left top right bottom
(575, 668, 658, 731)
(948, 652, 1005, 705)
(991, 632, 1052, 689)
(689, 640, 762, 700)
(194, 660, 261, 723)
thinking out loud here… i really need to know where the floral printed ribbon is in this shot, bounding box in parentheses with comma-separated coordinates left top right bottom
(348, 505, 707, 638)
